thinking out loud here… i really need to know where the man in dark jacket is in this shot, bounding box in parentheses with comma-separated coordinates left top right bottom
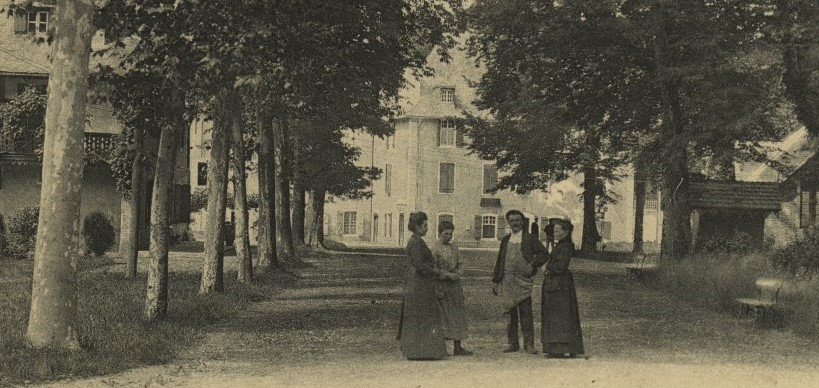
(491, 210, 549, 354)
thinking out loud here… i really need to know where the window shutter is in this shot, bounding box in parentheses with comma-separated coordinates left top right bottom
(497, 215, 507, 240)
(473, 215, 482, 239)
(436, 123, 442, 147)
(456, 130, 465, 147)
(14, 12, 27, 33)
(336, 211, 343, 234)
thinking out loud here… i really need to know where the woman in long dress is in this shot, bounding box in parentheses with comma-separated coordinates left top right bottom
(541, 218, 584, 357)
(431, 220, 473, 356)
(397, 212, 448, 360)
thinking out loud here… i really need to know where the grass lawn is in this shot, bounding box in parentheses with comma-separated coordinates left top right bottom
(0, 254, 287, 386)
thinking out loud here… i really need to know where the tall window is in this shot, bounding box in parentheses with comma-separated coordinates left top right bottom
(438, 213, 454, 238)
(385, 163, 392, 195)
(386, 213, 393, 238)
(343, 211, 357, 235)
(197, 162, 208, 186)
(483, 164, 498, 194)
(482, 215, 497, 239)
(438, 119, 456, 147)
(28, 11, 49, 34)
(439, 163, 455, 193)
(441, 88, 454, 103)
(800, 184, 817, 228)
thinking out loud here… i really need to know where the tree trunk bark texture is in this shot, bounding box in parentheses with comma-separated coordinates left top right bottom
(124, 127, 144, 278)
(144, 121, 179, 321)
(308, 189, 327, 249)
(633, 172, 646, 254)
(255, 112, 276, 270)
(26, 0, 96, 351)
(273, 118, 297, 265)
(200, 91, 233, 294)
(654, 7, 692, 259)
(230, 95, 253, 282)
(291, 130, 306, 246)
(580, 164, 600, 256)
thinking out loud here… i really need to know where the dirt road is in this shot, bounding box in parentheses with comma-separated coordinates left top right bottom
(43, 251, 819, 387)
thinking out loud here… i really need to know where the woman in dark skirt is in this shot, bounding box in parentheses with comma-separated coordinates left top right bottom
(397, 212, 448, 360)
(541, 218, 584, 357)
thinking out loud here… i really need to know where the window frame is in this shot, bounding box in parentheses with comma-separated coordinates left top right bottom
(480, 214, 497, 240)
(385, 163, 392, 196)
(438, 162, 456, 194)
(27, 10, 49, 34)
(440, 87, 455, 103)
(342, 211, 358, 235)
(438, 119, 457, 148)
(482, 163, 498, 194)
(799, 182, 817, 229)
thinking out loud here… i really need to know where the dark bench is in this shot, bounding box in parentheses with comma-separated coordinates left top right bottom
(736, 278, 785, 328)
(624, 255, 659, 280)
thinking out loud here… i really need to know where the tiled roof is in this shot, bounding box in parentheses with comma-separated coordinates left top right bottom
(689, 181, 782, 211)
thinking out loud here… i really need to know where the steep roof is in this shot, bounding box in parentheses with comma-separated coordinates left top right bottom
(689, 181, 782, 211)
(397, 38, 490, 120)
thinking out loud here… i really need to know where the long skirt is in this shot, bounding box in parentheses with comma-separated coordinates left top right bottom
(435, 279, 469, 340)
(541, 271, 584, 355)
(397, 274, 448, 359)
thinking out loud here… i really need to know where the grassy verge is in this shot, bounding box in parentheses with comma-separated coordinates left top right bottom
(644, 251, 775, 313)
(0, 258, 283, 385)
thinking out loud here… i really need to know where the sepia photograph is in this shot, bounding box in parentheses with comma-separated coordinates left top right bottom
(1, 0, 819, 386)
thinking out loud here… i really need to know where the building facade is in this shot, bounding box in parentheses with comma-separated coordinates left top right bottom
(0, 2, 190, 251)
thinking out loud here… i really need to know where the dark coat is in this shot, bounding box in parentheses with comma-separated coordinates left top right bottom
(397, 235, 448, 359)
(492, 231, 549, 284)
(541, 238, 584, 354)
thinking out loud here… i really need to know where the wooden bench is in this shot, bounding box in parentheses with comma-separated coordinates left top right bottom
(624, 255, 659, 280)
(736, 278, 785, 328)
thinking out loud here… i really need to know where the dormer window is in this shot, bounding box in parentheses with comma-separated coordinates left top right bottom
(441, 88, 454, 103)
(28, 11, 49, 34)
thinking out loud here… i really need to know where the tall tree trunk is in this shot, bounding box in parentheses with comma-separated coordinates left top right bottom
(255, 112, 276, 270)
(230, 96, 252, 282)
(273, 118, 297, 264)
(308, 189, 327, 249)
(144, 121, 179, 321)
(580, 164, 600, 256)
(26, 0, 95, 350)
(200, 92, 233, 294)
(123, 126, 144, 278)
(633, 166, 646, 254)
(291, 129, 306, 246)
(654, 8, 691, 259)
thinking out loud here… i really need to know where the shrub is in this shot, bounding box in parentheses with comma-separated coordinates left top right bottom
(190, 188, 208, 213)
(82, 212, 116, 257)
(771, 230, 819, 278)
(5, 206, 39, 260)
(698, 231, 758, 255)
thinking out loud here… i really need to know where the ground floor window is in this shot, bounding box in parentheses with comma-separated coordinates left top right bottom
(800, 183, 817, 228)
(343, 211, 357, 235)
(482, 215, 497, 239)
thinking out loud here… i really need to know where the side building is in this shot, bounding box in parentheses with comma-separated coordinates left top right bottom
(0, 2, 190, 252)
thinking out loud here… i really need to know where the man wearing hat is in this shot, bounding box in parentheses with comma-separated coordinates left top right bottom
(491, 209, 549, 354)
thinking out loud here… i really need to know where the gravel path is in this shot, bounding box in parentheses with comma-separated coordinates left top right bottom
(42, 251, 819, 387)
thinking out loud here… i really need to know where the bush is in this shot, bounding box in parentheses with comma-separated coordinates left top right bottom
(771, 230, 819, 278)
(5, 206, 39, 260)
(82, 212, 116, 257)
(698, 231, 758, 255)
